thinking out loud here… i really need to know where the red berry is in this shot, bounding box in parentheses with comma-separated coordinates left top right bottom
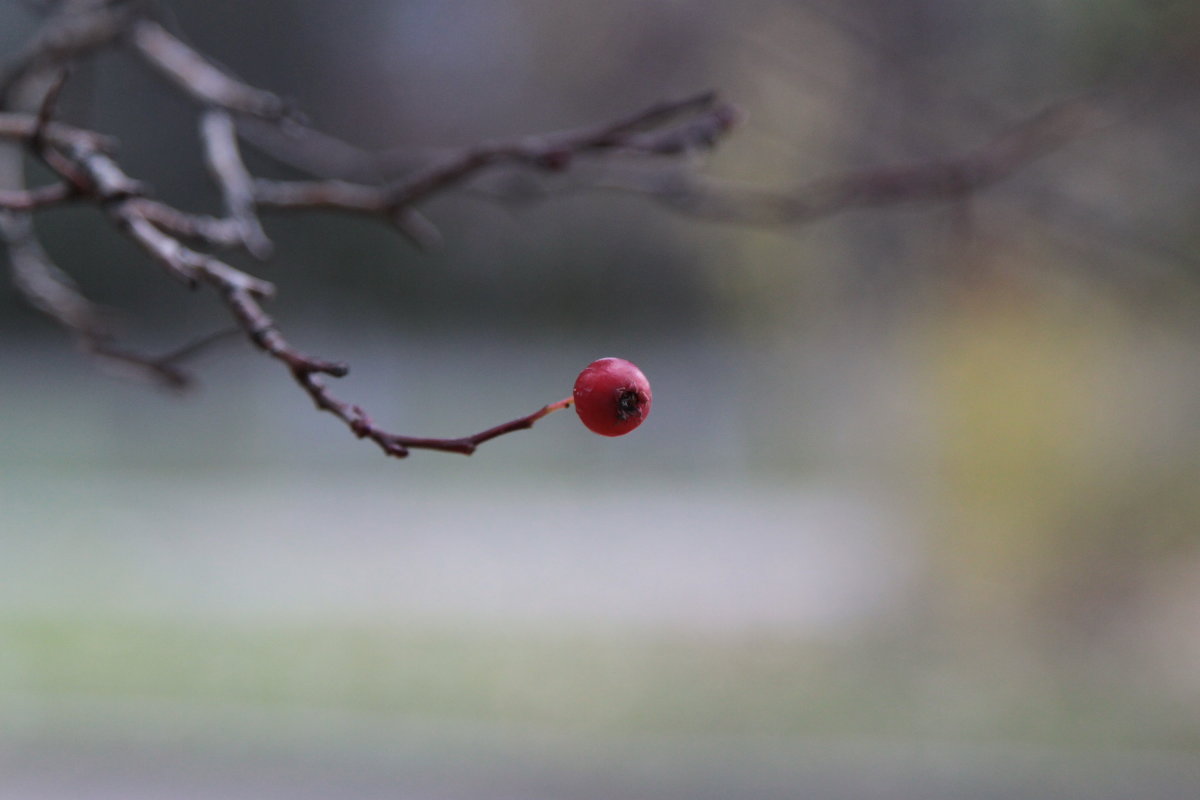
(573, 357, 652, 436)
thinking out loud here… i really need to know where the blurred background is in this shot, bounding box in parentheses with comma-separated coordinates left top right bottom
(3, 1, 1200, 797)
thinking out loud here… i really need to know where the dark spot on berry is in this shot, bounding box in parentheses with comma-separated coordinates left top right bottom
(616, 388, 642, 421)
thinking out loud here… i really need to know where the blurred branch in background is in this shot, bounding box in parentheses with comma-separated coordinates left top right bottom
(475, 90, 1118, 224)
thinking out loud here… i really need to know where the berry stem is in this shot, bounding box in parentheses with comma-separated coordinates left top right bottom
(466, 395, 575, 445)
(384, 396, 575, 456)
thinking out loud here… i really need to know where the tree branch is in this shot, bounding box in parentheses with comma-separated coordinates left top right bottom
(29, 100, 586, 456)
(128, 19, 294, 120)
(249, 92, 740, 234)
(0, 0, 140, 107)
(0, 111, 116, 151)
(1, 208, 199, 389)
(199, 109, 272, 258)
(485, 93, 1116, 227)
(0, 181, 77, 210)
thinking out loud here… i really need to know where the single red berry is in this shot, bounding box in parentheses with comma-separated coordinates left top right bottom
(573, 357, 652, 436)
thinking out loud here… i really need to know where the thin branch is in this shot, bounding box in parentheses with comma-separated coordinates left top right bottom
(28, 67, 98, 191)
(396, 397, 575, 455)
(1, 209, 192, 389)
(235, 115, 429, 182)
(234, 123, 445, 250)
(80, 325, 242, 391)
(116, 202, 269, 291)
(0, 111, 116, 151)
(580, 94, 1115, 226)
(386, 92, 737, 208)
(199, 109, 272, 258)
(124, 197, 247, 249)
(151, 326, 242, 365)
(1, 210, 100, 332)
(0, 0, 140, 107)
(129, 19, 293, 120)
(47, 135, 211, 286)
(0, 181, 77, 210)
(218, 279, 573, 458)
(249, 93, 740, 231)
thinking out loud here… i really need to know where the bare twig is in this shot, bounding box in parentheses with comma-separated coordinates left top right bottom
(129, 19, 293, 120)
(385, 92, 737, 208)
(0, 111, 115, 151)
(0, 181, 77, 210)
(233, 129, 445, 249)
(124, 197, 247, 249)
(1, 209, 192, 389)
(79, 325, 242, 391)
(200, 109, 272, 258)
(151, 326, 242, 365)
(234, 116, 428, 182)
(218, 280, 573, 458)
(1, 211, 100, 333)
(397, 397, 575, 456)
(250, 92, 740, 232)
(28, 68, 99, 192)
(230, 274, 570, 455)
(578, 94, 1115, 225)
(0, 0, 140, 107)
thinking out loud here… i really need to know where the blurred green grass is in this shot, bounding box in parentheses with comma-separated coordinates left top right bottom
(2, 613, 1199, 754)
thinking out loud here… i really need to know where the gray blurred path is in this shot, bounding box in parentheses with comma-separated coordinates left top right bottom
(4, 700, 1200, 800)
(0, 470, 912, 635)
